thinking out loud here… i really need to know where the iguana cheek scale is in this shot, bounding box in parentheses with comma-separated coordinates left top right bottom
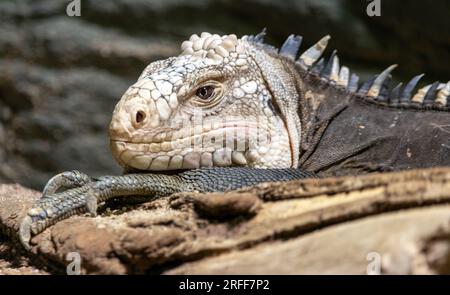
(16, 30, 450, 249)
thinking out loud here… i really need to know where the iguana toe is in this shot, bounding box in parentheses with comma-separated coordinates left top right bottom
(42, 170, 93, 199)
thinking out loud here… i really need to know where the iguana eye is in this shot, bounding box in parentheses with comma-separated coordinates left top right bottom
(196, 85, 215, 100)
(188, 81, 223, 108)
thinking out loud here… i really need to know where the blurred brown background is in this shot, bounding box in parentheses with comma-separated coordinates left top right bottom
(0, 0, 449, 189)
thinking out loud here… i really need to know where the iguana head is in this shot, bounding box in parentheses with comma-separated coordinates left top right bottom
(109, 31, 304, 171)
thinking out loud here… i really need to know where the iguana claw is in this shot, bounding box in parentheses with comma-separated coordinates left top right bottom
(19, 216, 32, 250)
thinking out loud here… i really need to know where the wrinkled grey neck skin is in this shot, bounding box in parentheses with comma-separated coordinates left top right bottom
(253, 48, 450, 176)
(246, 45, 303, 168)
(246, 44, 344, 171)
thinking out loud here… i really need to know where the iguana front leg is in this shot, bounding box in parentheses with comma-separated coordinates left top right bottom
(19, 168, 315, 249)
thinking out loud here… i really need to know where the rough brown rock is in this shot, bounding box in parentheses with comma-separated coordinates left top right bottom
(0, 242, 48, 275)
(1, 168, 450, 274)
(0, 185, 47, 274)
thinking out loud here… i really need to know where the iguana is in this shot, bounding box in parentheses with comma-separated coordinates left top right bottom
(14, 30, 450, 248)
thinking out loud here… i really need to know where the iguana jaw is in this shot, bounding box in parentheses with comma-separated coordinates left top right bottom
(110, 120, 287, 170)
(109, 33, 293, 171)
(109, 113, 292, 171)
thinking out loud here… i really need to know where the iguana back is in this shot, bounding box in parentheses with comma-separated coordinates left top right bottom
(293, 65, 450, 176)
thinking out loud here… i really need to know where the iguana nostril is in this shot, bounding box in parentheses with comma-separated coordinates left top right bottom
(135, 110, 146, 124)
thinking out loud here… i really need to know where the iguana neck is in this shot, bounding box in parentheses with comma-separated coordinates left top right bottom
(269, 56, 352, 167)
(296, 68, 353, 163)
(248, 46, 349, 168)
(247, 32, 449, 173)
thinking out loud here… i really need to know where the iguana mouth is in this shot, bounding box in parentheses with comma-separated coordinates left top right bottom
(110, 123, 272, 170)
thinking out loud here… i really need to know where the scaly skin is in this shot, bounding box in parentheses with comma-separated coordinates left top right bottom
(16, 30, 450, 248)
